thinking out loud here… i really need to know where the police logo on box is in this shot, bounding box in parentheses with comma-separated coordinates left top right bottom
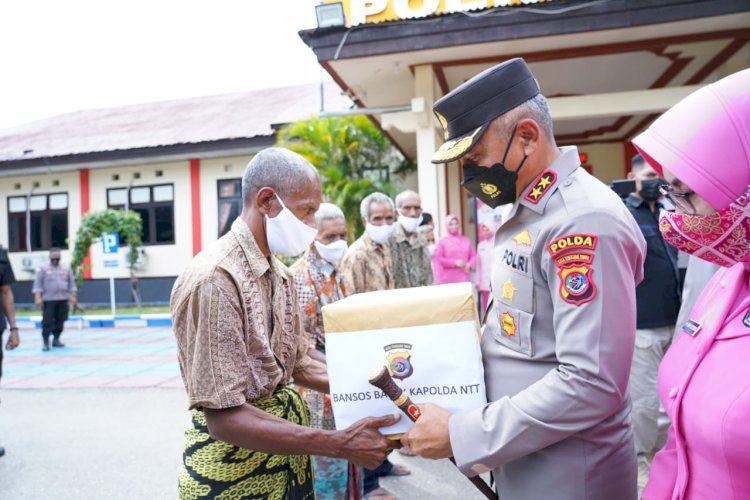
(384, 343, 414, 380)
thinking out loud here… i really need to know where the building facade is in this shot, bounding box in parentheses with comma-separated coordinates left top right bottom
(0, 83, 351, 305)
(304, 0, 750, 240)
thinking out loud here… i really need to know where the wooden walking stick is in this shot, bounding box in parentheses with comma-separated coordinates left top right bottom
(368, 366, 497, 500)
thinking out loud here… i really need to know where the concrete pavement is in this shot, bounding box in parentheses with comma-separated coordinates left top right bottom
(0, 327, 489, 499)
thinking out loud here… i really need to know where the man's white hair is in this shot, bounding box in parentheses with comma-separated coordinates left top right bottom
(314, 202, 345, 225)
(395, 189, 420, 209)
(241, 147, 318, 203)
(360, 192, 394, 221)
(497, 94, 555, 140)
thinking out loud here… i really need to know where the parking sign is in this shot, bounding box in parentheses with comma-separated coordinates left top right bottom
(101, 233, 120, 268)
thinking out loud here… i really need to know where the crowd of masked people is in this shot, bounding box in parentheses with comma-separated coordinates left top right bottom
(290, 188, 489, 499)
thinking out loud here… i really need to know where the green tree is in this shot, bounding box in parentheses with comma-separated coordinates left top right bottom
(70, 209, 144, 306)
(276, 114, 413, 239)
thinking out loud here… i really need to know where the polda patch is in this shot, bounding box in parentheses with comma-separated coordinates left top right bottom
(524, 170, 557, 204)
(547, 233, 598, 258)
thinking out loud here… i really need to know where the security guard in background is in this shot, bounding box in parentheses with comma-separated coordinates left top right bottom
(33, 247, 77, 351)
(0, 244, 20, 458)
(402, 58, 647, 499)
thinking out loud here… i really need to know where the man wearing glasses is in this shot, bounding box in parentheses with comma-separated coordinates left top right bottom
(625, 153, 681, 494)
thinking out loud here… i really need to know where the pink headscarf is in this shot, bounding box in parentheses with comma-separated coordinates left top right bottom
(445, 214, 460, 235)
(633, 69, 750, 211)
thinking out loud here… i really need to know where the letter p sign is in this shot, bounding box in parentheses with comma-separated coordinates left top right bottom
(101, 232, 120, 254)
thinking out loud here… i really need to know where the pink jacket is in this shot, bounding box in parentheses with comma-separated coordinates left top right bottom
(431, 234, 477, 285)
(644, 262, 750, 499)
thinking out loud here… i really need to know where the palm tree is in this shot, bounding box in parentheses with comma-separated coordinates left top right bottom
(276, 115, 412, 239)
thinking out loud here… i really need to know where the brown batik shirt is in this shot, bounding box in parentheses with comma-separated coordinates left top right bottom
(170, 218, 311, 410)
(339, 232, 394, 296)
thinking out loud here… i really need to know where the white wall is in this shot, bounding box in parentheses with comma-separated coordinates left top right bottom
(199, 155, 253, 249)
(0, 171, 81, 282)
(87, 161, 193, 279)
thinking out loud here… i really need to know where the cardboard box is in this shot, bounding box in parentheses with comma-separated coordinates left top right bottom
(322, 282, 486, 435)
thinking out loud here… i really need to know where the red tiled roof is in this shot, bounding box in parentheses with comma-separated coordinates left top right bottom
(0, 82, 351, 162)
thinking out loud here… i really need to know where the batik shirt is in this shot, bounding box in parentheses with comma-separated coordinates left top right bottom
(389, 223, 433, 289)
(170, 218, 311, 410)
(339, 232, 394, 295)
(290, 246, 346, 352)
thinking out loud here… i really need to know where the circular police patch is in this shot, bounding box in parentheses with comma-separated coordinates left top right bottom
(565, 271, 589, 296)
(557, 264, 597, 306)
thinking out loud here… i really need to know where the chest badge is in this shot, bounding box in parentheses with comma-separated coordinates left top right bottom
(501, 311, 517, 337)
(743, 309, 750, 328)
(681, 319, 702, 337)
(512, 230, 533, 248)
(501, 279, 517, 301)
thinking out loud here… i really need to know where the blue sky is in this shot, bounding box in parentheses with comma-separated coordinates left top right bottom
(0, 0, 330, 129)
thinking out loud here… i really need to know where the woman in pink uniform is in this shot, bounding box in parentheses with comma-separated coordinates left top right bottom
(432, 214, 477, 284)
(632, 68, 750, 500)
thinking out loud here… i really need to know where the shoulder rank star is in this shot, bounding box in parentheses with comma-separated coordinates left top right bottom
(524, 170, 557, 204)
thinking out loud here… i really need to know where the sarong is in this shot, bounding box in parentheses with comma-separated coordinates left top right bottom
(179, 385, 314, 500)
(298, 386, 362, 500)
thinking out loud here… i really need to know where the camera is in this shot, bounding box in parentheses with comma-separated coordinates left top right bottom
(610, 179, 636, 199)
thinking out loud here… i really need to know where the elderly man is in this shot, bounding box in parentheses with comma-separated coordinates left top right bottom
(340, 192, 396, 295)
(402, 58, 646, 500)
(389, 190, 433, 289)
(339, 191, 409, 499)
(290, 202, 359, 498)
(171, 148, 398, 500)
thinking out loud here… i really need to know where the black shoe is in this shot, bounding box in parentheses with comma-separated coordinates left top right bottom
(42, 344, 50, 351)
(0, 447, 5, 457)
(52, 340, 65, 348)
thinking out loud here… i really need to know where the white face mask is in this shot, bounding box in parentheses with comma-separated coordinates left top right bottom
(266, 194, 318, 257)
(398, 214, 423, 233)
(314, 239, 348, 265)
(365, 222, 395, 244)
(426, 243, 436, 255)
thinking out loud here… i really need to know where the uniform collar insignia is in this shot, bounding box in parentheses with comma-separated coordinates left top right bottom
(523, 170, 557, 204)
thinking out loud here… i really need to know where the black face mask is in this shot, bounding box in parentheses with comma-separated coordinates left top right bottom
(639, 178, 663, 202)
(461, 126, 527, 208)
(50, 258, 60, 266)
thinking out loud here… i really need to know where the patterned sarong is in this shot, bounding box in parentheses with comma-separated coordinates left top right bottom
(297, 386, 362, 499)
(179, 385, 314, 500)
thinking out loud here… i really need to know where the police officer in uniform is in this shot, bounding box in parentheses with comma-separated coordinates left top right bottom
(0, 245, 20, 457)
(33, 248, 77, 351)
(402, 58, 646, 499)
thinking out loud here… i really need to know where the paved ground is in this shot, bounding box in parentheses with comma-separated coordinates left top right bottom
(0, 327, 488, 499)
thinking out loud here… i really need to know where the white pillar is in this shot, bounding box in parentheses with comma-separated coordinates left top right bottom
(413, 64, 446, 237)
